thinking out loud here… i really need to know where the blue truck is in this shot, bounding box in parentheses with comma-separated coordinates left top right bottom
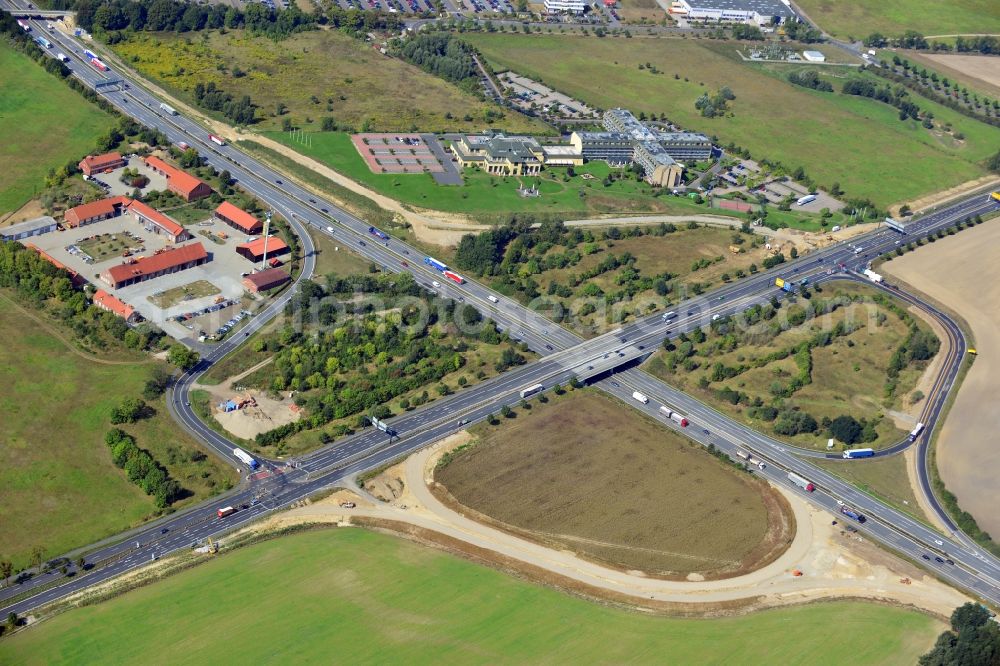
(424, 256, 448, 272)
(368, 226, 389, 241)
(840, 505, 866, 523)
(842, 448, 875, 459)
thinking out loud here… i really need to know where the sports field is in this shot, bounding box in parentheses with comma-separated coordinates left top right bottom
(794, 0, 999, 40)
(0, 297, 234, 568)
(0, 528, 940, 664)
(437, 391, 792, 577)
(0, 44, 113, 214)
(644, 281, 933, 450)
(465, 35, 998, 206)
(110, 30, 543, 134)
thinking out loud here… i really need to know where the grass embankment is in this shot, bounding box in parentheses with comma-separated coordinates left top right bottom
(814, 455, 933, 524)
(465, 34, 999, 206)
(0, 529, 941, 664)
(0, 43, 114, 214)
(644, 281, 935, 451)
(437, 391, 792, 577)
(0, 298, 235, 569)
(110, 29, 543, 134)
(793, 0, 999, 39)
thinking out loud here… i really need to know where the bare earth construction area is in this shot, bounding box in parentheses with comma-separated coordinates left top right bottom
(434, 391, 793, 579)
(882, 221, 1000, 538)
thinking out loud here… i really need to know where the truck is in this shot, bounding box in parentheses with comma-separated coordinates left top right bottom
(863, 269, 883, 284)
(796, 194, 817, 206)
(487, 295, 499, 304)
(55, 52, 68, 62)
(443, 270, 465, 285)
(658, 405, 689, 427)
(775, 277, 793, 293)
(990, 192, 1000, 204)
(884, 217, 906, 233)
(89, 57, 108, 72)
(842, 448, 875, 459)
(840, 504, 866, 523)
(232, 447, 259, 470)
(908, 422, 925, 442)
(424, 256, 448, 272)
(632, 391, 649, 404)
(217, 506, 236, 518)
(735, 449, 766, 470)
(159, 102, 177, 116)
(16, 18, 30, 31)
(83, 49, 98, 60)
(34, 36, 51, 48)
(788, 472, 816, 492)
(208, 133, 225, 146)
(519, 383, 544, 399)
(367, 226, 389, 240)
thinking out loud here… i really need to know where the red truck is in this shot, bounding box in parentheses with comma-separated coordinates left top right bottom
(217, 506, 236, 518)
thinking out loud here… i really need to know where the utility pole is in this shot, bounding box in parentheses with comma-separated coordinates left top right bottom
(260, 210, 272, 272)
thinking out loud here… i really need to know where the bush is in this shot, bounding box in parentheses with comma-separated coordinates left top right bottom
(829, 414, 863, 444)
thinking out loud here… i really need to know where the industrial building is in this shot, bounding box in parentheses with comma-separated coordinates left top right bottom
(78, 151, 126, 176)
(802, 50, 826, 62)
(450, 134, 546, 176)
(236, 236, 290, 263)
(100, 242, 209, 289)
(214, 201, 263, 235)
(242, 267, 291, 293)
(63, 196, 131, 228)
(543, 0, 586, 13)
(0, 216, 57, 241)
(143, 156, 213, 202)
(670, 0, 797, 25)
(124, 199, 189, 244)
(92, 289, 140, 323)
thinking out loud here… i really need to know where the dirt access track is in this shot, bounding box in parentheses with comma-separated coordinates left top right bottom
(882, 220, 1000, 538)
(254, 433, 967, 618)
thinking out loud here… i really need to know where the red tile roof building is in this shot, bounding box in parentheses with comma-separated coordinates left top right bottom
(214, 201, 262, 235)
(100, 242, 209, 289)
(124, 199, 189, 243)
(63, 196, 130, 228)
(143, 156, 212, 202)
(92, 288, 139, 323)
(236, 236, 289, 262)
(242, 268, 292, 293)
(78, 151, 126, 176)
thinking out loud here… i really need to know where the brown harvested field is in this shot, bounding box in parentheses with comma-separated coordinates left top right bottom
(908, 52, 1000, 99)
(881, 220, 1000, 538)
(435, 391, 794, 578)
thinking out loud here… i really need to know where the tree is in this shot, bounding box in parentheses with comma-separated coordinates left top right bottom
(987, 148, 1000, 173)
(920, 602, 1000, 665)
(321, 116, 336, 131)
(110, 397, 147, 424)
(30, 546, 44, 571)
(829, 415, 863, 444)
(75, 557, 86, 571)
(500, 404, 513, 418)
(167, 344, 199, 371)
(0, 560, 12, 587)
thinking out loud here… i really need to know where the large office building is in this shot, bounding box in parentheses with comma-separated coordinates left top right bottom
(543, 0, 586, 13)
(451, 134, 546, 176)
(632, 142, 685, 188)
(570, 132, 636, 165)
(671, 0, 797, 25)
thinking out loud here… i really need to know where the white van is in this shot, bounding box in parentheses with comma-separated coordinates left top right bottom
(487, 295, 499, 303)
(432, 280, 441, 288)
(661, 311, 677, 321)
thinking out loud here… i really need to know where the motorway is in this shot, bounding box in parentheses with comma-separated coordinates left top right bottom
(3, 4, 1000, 616)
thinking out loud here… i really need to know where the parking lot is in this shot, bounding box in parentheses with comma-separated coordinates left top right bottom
(495, 71, 600, 119)
(29, 213, 279, 342)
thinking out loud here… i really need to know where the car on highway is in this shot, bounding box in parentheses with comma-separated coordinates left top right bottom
(400, 260, 408, 267)
(545, 344, 553, 350)
(309, 198, 316, 203)
(610, 381, 620, 387)
(275, 179, 283, 184)
(922, 554, 931, 560)
(935, 556, 945, 563)
(321, 208, 329, 213)
(934, 539, 944, 545)
(359, 240, 366, 246)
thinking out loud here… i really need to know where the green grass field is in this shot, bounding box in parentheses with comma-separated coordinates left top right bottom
(0, 528, 941, 664)
(465, 35, 999, 206)
(794, 0, 1000, 40)
(0, 297, 234, 568)
(0, 44, 113, 214)
(814, 455, 932, 524)
(110, 30, 544, 134)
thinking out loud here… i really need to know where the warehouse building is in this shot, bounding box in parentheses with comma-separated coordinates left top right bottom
(671, 0, 797, 25)
(63, 196, 131, 228)
(125, 199, 189, 244)
(143, 156, 212, 202)
(100, 242, 209, 289)
(214, 201, 263, 235)
(78, 151, 126, 176)
(242, 267, 292, 293)
(236, 236, 290, 263)
(92, 289, 140, 323)
(0, 216, 57, 241)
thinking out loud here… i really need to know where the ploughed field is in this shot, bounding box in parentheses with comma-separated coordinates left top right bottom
(435, 391, 794, 578)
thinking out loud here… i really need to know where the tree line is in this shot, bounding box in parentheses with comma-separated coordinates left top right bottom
(920, 603, 1000, 665)
(394, 33, 479, 87)
(842, 78, 923, 122)
(105, 428, 182, 508)
(194, 81, 257, 125)
(787, 69, 833, 92)
(868, 61, 1000, 129)
(866, 31, 999, 55)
